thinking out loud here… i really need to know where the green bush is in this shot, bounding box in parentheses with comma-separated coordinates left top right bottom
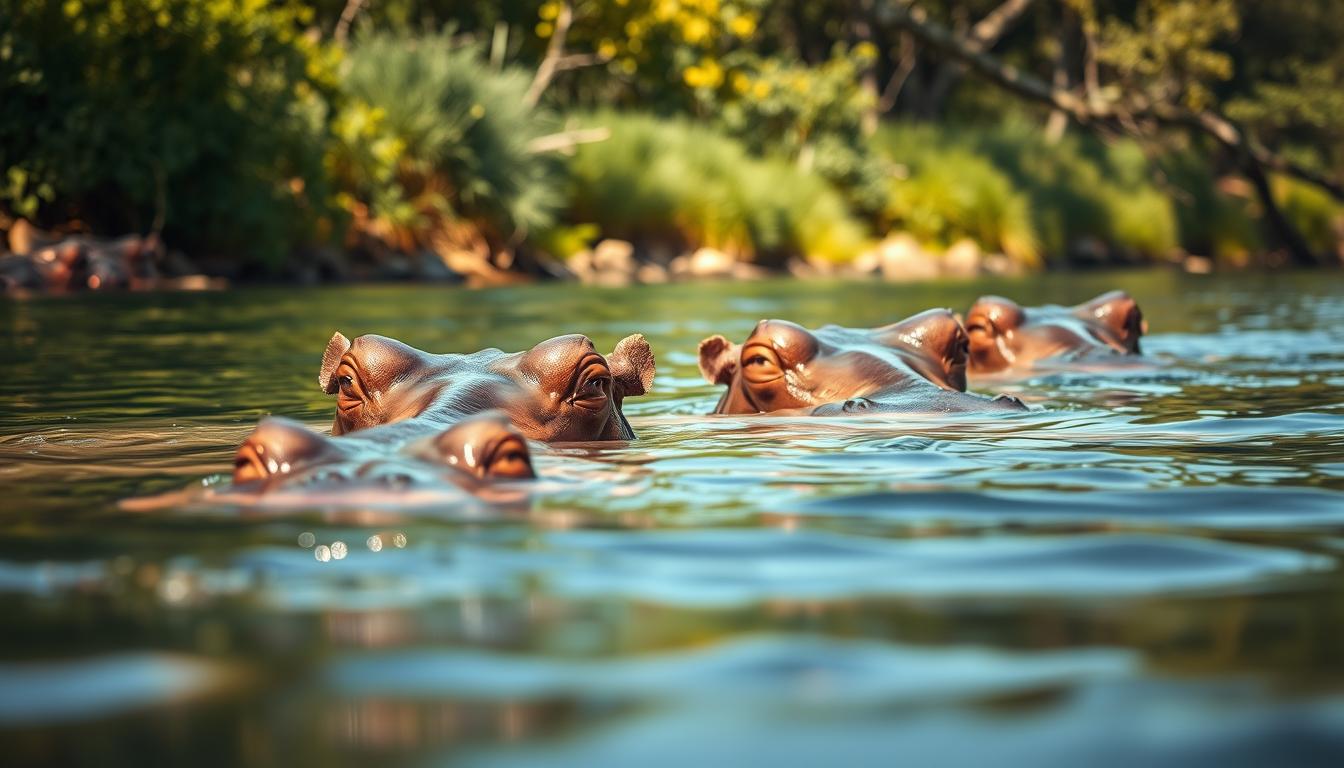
(0, 0, 337, 267)
(1275, 175, 1344, 258)
(873, 122, 1182, 264)
(563, 113, 868, 264)
(880, 146, 1039, 265)
(334, 30, 562, 249)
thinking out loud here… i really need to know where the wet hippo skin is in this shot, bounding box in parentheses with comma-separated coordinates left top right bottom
(231, 411, 536, 493)
(318, 332, 655, 442)
(698, 309, 1025, 415)
(964, 290, 1146, 375)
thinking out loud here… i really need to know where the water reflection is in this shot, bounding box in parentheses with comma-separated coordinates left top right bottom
(1, 271, 1343, 764)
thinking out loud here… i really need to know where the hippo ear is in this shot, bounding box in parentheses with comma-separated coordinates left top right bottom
(698, 335, 740, 385)
(609, 334, 655, 397)
(319, 332, 351, 394)
(1076, 291, 1144, 352)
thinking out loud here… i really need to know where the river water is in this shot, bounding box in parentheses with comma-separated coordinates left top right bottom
(2, 270, 1343, 766)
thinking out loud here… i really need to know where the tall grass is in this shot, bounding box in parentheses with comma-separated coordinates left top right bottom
(873, 122, 1181, 264)
(335, 31, 561, 248)
(563, 113, 868, 264)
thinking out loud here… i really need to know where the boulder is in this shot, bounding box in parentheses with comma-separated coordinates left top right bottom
(942, 238, 983, 278)
(592, 239, 635, 276)
(982, 253, 1022, 277)
(635, 262, 668, 284)
(566, 250, 595, 282)
(877, 233, 938, 282)
(670, 247, 736, 279)
(1182, 255, 1214, 274)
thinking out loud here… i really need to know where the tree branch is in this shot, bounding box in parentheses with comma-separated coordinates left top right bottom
(525, 127, 610, 155)
(525, 2, 575, 108)
(915, 0, 1036, 116)
(884, 1, 1341, 265)
(967, 0, 1037, 51)
(333, 0, 367, 45)
(877, 31, 918, 114)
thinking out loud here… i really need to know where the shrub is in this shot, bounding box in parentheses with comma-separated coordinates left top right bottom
(0, 0, 337, 267)
(880, 147, 1039, 266)
(873, 122, 1182, 264)
(1275, 175, 1344, 259)
(563, 113, 868, 264)
(333, 30, 562, 252)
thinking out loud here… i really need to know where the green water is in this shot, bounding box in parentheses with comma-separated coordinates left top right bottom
(2, 270, 1343, 766)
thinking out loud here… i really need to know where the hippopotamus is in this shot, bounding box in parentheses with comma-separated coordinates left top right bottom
(120, 412, 543, 512)
(964, 290, 1146, 376)
(318, 331, 655, 442)
(697, 309, 1026, 415)
(232, 412, 535, 489)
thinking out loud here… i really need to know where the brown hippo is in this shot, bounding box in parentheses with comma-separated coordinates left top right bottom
(232, 412, 536, 491)
(697, 309, 1025, 415)
(964, 290, 1146, 376)
(121, 413, 538, 512)
(318, 332, 654, 442)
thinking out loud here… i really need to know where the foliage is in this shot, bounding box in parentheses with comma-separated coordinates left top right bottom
(563, 113, 867, 264)
(1095, 0, 1239, 112)
(1274, 176, 1344, 258)
(880, 144, 1039, 266)
(873, 122, 1181, 264)
(0, 0, 338, 266)
(1223, 0, 1344, 178)
(712, 45, 887, 215)
(3, 0, 1342, 272)
(332, 30, 562, 251)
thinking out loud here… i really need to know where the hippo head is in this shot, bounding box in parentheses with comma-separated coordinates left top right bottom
(965, 291, 1145, 373)
(866, 308, 970, 392)
(232, 412, 535, 491)
(1076, 290, 1145, 354)
(697, 309, 969, 414)
(318, 332, 654, 442)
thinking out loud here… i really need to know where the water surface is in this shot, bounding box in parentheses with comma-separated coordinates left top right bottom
(2, 270, 1343, 765)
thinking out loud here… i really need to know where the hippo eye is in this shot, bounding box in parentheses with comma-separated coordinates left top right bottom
(571, 362, 612, 409)
(485, 438, 534, 480)
(740, 345, 783, 384)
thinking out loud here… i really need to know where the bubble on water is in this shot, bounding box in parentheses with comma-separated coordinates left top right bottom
(392, 533, 407, 549)
(313, 545, 331, 563)
(159, 573, 191, 604)
(331, 541, 348, 560)
(297, 532, 316, 548)
(367, 535, 383, 552)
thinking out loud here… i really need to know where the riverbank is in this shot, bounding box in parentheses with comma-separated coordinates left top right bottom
(1, 217, 1285, 298)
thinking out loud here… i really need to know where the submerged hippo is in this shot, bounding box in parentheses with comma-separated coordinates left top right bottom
(233, 412, 536, 488)
(120, 412, 539, 512)
(318, 332, 655, 442)
(964, 290, 1146, 376)
(697, 309, 1025, 415)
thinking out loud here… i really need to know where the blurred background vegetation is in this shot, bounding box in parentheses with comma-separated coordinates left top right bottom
(2, 0, 1342, 284)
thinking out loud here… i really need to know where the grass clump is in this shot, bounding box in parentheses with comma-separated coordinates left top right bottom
(563, 113, 868, 264)
(334, 31, 562, 252)
(873, 122, 1182, 265)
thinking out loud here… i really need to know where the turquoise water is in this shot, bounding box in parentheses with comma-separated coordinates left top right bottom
(2, 270, 1343, 765)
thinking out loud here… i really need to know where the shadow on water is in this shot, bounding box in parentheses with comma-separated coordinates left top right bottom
(1, 269, 1343, 765)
